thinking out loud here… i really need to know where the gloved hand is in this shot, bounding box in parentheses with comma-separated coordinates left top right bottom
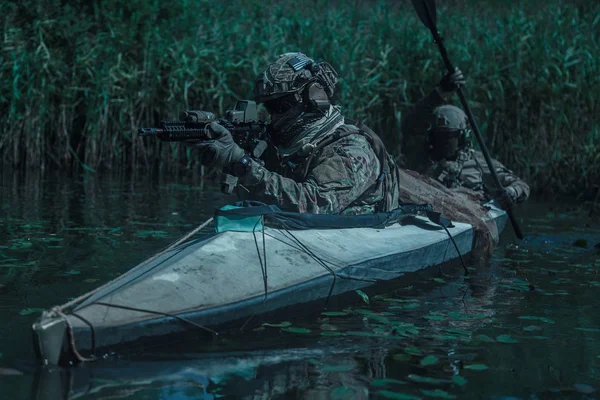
(495, 186, 518, 209)
(194, 121, 245, 169)
(439, 67, 466, 96)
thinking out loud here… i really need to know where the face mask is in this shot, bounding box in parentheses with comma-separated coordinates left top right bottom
(429, 130, 461, 161)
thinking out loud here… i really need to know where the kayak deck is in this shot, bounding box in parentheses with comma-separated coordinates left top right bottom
(33, 205, 507, 365)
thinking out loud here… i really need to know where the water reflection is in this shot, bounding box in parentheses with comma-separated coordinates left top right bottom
(1, 170, 599, 399)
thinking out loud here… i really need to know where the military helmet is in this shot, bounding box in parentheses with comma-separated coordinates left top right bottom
(430, 105, 469, 131)
(427, 105, 471, 161)
(254, 52, 338, 106)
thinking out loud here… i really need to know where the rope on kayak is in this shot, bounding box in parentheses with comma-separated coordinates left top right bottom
(441, 225, 468, 276)
(92, 301, 219, 335)
(51, 307, 96, 363)
(252, 216, 269, 300)
(51, 217, 214, 314)
(46, 216, 215, 364)
(281, 229, 338, 307)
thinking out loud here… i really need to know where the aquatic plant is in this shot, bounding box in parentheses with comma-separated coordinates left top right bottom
(1, 0, 598, 197)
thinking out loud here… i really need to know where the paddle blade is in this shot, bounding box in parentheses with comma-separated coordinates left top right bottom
(412, 0, 437, 30)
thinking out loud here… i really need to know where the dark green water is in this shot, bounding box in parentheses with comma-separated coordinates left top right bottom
(1, 170, 599, 400)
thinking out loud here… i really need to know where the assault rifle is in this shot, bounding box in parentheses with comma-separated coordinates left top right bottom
(139, 100, 271, 194)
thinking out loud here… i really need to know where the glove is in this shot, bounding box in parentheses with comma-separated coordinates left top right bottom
(439, 67, 466, 95)
(495, 186, 518, 209)
(194, 121, 245, 169)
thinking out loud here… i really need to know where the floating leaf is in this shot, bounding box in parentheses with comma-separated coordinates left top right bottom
(367, 314, 391, 324)
(322, 364, 354, 373)
(405, 347, 423, 356)
(496, 335, 519, 343)
(420, 389, 457, 398)
(19, 308, 45, 316)
(464, 364, 489, 371)
(372, 378, 407, 386)
(529, 336, 550, 340)
(475, 334, 495, 343)
(262, 321, 291, 328)
(308, 359, 324, 366)
(330, 386, 356, 399)
(576, 327, 600, 333)
(61, 269, 81, 276)
(452, 376, 467, 386)
(378, 391, 423, 400)
(281, 327, 310, 334)
(424, 315, 446, 321)
(321, 311, 349, 317)
(518, 316, 539, 320)
(321, 331, 344, 337)
(356, 290, 370, 304)
(407, 375, 451, 385)
(433, 278, 445, 283)
(523, 325, 541, 332)
(420, 355, 439, 366)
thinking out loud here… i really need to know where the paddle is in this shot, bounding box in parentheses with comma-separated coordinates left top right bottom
(411, 0, 524, 240)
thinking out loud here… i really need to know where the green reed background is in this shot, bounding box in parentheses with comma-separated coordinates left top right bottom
(1, 0, 598, 198)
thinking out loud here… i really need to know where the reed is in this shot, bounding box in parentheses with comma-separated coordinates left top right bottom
(1, 0, 598, 198)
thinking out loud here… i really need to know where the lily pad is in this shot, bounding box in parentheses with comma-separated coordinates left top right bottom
(321, 311, 349, 317)
(372, 378, 407, 386)
(452, 376, 467, 386)
(464, 364, 489, 371)
(281, 327, 311, 334)
(523, 325, 541, 332)
(420, 355, 439, 366)
(322, 364, 354, 373)
(262, 321, 292, 328)
(19, 308, 45, 316)
(321, 331, 344, 337)
(330, 386, 356, 398)
(356, 290, 370, 304)
(496, 335, 519, 343)
(378, 391, 423, 400)
(420, 389, 457, 398)
(423, 315, 446, 321)
(433, 278, 446, 283)
(576, 327, 600, 333)
(475, 334, 495, 343)
(405, 347, 424, 356)
(407, 374, 451, 385)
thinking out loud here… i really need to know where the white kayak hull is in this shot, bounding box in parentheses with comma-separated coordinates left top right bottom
(33, 204, 507, 365)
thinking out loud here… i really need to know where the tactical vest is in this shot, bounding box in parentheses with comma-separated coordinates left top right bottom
(285, 120, 394, 213)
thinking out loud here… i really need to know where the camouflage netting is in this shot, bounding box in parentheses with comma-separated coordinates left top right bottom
(397, 169, 499, 255)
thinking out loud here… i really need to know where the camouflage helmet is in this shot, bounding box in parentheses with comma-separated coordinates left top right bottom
(427, 105, 471, 160)
(430, 105, 469, 131)
(254, 52, 338, 104)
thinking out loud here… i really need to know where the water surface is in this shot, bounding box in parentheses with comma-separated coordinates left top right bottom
(0, 170, 599, 399)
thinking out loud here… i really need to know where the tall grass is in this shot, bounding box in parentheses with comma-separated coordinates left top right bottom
(1, 0, 598, 198)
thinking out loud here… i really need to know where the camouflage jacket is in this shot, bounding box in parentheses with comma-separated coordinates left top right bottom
(237, 124, 400, 215)
(402, 89, 530, 203)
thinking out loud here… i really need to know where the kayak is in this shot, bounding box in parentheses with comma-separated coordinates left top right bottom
(32, 202, 507, 366)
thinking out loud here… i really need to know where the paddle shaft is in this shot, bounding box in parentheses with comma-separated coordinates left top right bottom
(417, 1, 524, 240)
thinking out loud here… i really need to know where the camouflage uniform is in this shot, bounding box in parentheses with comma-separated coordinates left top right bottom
(232, 52, 400, 215)
(402, 88, 530, 203)
(238, 124, 400, 215)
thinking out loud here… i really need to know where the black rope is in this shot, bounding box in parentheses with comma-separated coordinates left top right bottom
(70, 311, 97, 358)
(281, 229, 338, 308)
(252, 217, 268, 300)
(91, 301, 219, 335)
(441, 225, 469, 276)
